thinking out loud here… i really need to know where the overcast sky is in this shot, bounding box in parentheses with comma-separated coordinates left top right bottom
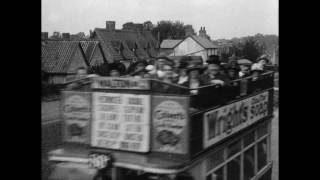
(41, 0, 278, 39)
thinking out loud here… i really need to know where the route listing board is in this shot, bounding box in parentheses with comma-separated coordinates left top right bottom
(91, 92, 151, 152)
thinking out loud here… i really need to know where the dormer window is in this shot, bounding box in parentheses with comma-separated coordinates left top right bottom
(111, 40, 123, 55)
(125, 40, 136, 52)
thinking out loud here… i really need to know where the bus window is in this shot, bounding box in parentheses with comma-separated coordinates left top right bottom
(243, 131, 255, 147)
(244, 147, 255, 180)
(227, 156, 241, 180)
(206, 149, 224, 172)
(257, 123, 268, 139)
(227, 140, 241, 158)
(258, 139, 268, 171)
(258, 168, 272, 180)
(212, 167, 223, 180)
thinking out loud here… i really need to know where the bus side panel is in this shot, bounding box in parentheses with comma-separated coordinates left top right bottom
(189, 113, 204, 157)
(268, 89, 274, 116)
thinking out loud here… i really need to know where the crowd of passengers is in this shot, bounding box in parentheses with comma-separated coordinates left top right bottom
(69, 55, 271, 92)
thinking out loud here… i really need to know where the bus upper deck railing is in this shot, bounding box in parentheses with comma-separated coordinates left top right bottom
(62, 71, 274, 110)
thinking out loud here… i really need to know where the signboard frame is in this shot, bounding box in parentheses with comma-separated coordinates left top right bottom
(203, 91, 269, 148)
(92, 77, 150, 90)
(90, 92, 151, 153)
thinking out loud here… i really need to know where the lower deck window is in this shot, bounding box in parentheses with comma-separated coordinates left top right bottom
(206, 122, 271, 180)
(258, 139, 268, 171)
(214, 167, 224, 180)
(227, 140, 241, 158)
(227, 156, 241, 180)
(258, 168, 272, 180)
(244, 147, 255, 180)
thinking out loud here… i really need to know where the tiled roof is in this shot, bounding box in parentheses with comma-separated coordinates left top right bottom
(190, 35, 218, 49)
(79, 40, 103, 66)
(94, 28, 124, 62)
(160, 39, 182, 49)
(41, 41, 81, 73)
(94, 28, 159, 62)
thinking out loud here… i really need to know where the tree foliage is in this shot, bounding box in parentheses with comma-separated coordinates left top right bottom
(221, 37, 266, 62)
(240, 37, 265, 61)
(151, 20, 195, 43)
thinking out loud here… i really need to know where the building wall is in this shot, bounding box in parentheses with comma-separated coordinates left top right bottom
(173, 37, 207, 62)
(67, 47, 88, 73)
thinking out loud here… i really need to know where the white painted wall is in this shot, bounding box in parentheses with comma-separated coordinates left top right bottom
(173, 37, 217, 63)
(174, 37, 205, 59)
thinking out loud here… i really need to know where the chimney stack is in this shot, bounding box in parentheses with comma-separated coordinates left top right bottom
(41, 32, 48, 40)
(89, 30, 93, 38)
(62, 33, 70, 40)
(185, 26, 195, 37)
(199, 26, 207, 38)
(106, 21, 116, 31)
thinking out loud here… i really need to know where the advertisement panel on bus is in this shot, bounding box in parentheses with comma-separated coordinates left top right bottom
(203, 91, 269, 148)
(61, 91, 92, 144)
(152, 96, 189, 154)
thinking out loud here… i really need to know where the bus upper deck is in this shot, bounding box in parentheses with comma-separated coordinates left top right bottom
(47, 71, 275, 179)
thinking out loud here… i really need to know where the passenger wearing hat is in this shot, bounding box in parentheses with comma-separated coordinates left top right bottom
(161, 64, 179, 83)
(239, 63, 251, 78)
(130, 67, 148, 79)
(108, 63, 121, 77)
(200, 58, 229, 86)
(177, 61, 189, 85)
(155, 57, 175, 79)
(128, 60, 148, 75)
(128, 60, 149, 79)
(143, 65, 158, 78)
(112, 59, 127, 76)
(181, 64, 205, 95)
(251, 63, 264, 81)
(206, 55, 220, 65)
(224, 62, 240, 81)
(254, 57, 268, 72)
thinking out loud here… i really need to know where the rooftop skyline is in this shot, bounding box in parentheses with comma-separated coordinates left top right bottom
(41, 0, 278, 40)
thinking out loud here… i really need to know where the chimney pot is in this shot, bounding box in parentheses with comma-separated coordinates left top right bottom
(62, 33, 70, 40)
(106, 21, 116, 31)
(41, 32, 48, 40)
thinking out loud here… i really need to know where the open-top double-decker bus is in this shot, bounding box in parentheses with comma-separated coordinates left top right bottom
(47, 70, 274, 180)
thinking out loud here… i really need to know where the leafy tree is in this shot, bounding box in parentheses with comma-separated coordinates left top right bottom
(151, 20, 195, 42)
(241, 37, 265, 61)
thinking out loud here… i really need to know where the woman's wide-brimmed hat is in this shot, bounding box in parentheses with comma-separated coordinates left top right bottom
(108, 63, 121, 74)
(178, 61, 189, 69)
(206, 55, 221, 65)
(251, 63, 264, 72)
(186, 64, 205, 74)
(155, 56, 175, 66)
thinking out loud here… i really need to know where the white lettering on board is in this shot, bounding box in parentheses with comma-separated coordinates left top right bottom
(91, 92, 150, 152)
(203, 91, 269, 148)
